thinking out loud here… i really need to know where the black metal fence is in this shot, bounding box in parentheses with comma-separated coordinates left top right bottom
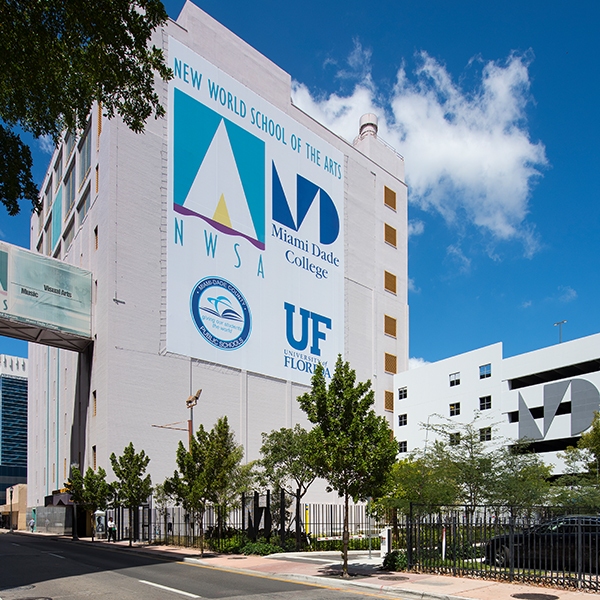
(401, 505, 600, 592)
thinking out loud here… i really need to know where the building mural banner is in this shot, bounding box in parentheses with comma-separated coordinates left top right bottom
(0, 242, 92, 338)
(167, 38, 344, 384)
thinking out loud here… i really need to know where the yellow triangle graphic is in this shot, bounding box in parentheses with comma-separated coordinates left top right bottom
(212, 193, 232, 228)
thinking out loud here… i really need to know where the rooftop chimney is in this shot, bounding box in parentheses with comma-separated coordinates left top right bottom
(359, 113, 378, 138)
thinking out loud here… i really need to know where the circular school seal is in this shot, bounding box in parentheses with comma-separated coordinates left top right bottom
(190, 277, 251, 350)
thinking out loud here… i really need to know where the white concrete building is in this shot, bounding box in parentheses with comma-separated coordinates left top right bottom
(394, 333, 600, 473)
(28, 2, 408, 509)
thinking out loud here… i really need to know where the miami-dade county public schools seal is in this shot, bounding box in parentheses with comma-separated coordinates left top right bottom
(190, 277, 251, 350)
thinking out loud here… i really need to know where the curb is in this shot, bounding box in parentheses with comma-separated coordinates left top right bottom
(182, 556, 472, 600)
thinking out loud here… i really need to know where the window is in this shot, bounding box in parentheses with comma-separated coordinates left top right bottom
(384, 353, 397, 374)
(63, 219, 74, 250)
(449, 432, 460, 446)
(398, 440, 407, 453)
(94, 226, 99, 250)
(479, 395, 492, 410)
(384, 271, 397, 294)
(398, 414, 407, 427)
(384, 390, 394, 411)
(384, 223, 397, 247)
(384, 186, 397, 210)
(479, 427, 492, 442)
(53, 152, 63, 190)
(92, 445, 97, 470)
(92, 391, 97, 417)
(479, 363, 492, 379)
(95, 164, 99, 194)
(384, 315, 397, 337)
(449, 402, 460, 416)
(449, 372, 460, 387)
(64, 163, 76, 215)
(65, 130, 76, 160)
(77, 185, 91, 226)
(398, 387, 407, 400)
(78, 127, 92, 185)
(97, 102, 103, 146)
(44, 180, 52, 217)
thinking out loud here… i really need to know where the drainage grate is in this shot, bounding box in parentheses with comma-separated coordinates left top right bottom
(378, 575, 409, 581)
(511, 594, 559, 600)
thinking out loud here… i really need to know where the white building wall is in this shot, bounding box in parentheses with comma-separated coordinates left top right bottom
(394, 333, 600, 474)
(28, 2, 408, 508)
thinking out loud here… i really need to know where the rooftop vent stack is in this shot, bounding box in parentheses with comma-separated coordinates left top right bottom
(359, 113, 378, 138)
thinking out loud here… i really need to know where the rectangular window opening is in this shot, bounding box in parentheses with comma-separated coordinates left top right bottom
(480, 395, 492, 410)
(398, 414, 407, 427)
(479, 363, 492, 379)
(480, 427, 492, 442)
(384, 390, 394, 412)
(384, 223, 397, 247)
(449, 372, 461, 387)
(384, 186, 397, 210)
(449, 402, 461, 416)
(384, 352, 397, 374)
(384, 315, 397, 338)
(398, 387, 407, 400)
(384, 271, 397, 294)
(398, 440, 407, 453)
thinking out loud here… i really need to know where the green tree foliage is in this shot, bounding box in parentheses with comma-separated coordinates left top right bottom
(65, 465, 112, 540)
(488, 442, 552, 511)
(259, 425, 318, 496)
(164, 416, 244, 556)
(110, 442, 152, 546)
(0, 0, 172, 214)
(298, 356, 397, 577)
(379, 453, 459, 516)
(577, 411, 600, 479)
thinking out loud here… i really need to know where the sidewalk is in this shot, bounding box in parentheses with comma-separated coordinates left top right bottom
(7, 530, 595, 600)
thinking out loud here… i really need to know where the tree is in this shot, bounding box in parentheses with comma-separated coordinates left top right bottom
(259, 425, 319, 537)
(65, 466, 112, 541)
(298, 356, 397, 577)
(488, 442, 552, 512)
(110, 442, 152, 547)
(577, 411, 600, 481)
(0, 0, 172, 215)
(164, 416, 245, 556)
(424, 415, 497, 510)
(378, 452, 460, 516)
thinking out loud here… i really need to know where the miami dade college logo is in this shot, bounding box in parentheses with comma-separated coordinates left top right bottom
(190, 277, 251, 350)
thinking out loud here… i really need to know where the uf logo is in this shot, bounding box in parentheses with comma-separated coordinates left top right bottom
(272, 163, 340, 245)
(284, 302, 331, 356)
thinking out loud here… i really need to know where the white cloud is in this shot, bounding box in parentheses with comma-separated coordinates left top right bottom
(558, 285, 577, 303)
(292, 47, 547, 255)
(37, 135, 56, 155)
(408, 219, 425, 237)
(446, 244, 471, 274)
(408, 277, 419, 293)
(409, 357, 430, 369)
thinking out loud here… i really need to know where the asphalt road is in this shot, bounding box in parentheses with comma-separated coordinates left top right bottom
(0, 533, 378, 599)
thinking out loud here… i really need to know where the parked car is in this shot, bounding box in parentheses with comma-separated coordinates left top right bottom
(484, 515, 600, 573)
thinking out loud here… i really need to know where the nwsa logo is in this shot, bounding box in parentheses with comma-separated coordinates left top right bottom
(272, 163, 340, 245)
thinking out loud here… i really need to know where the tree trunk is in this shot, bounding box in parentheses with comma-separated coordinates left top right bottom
(342, 492, 349, 578)
(198, 508, 205, 557)
(129, 507, 133, 547)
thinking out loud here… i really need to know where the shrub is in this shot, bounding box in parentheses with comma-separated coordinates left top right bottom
(241, 541, 286, 556)
(383, 549, 408, 571)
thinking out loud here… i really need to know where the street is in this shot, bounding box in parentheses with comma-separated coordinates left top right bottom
(0, 533, 384, 599)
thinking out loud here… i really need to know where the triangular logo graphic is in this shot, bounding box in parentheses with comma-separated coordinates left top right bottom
(173, 89, 265, 249)
(518, 392, 543, 440)
(213, 194, 232, 228)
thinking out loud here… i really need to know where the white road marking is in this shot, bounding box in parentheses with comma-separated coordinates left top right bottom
(48, 552, 65, 559)
(139, 579, 200, 598)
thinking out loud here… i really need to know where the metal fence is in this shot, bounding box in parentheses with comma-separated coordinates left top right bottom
(401, 505, 600, 592)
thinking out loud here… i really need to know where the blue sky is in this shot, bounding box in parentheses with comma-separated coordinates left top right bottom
(2, 0, 599, 366)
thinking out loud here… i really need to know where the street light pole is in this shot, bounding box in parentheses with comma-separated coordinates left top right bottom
(186, 389, 202, 449)
(554, 320, 567, 343)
